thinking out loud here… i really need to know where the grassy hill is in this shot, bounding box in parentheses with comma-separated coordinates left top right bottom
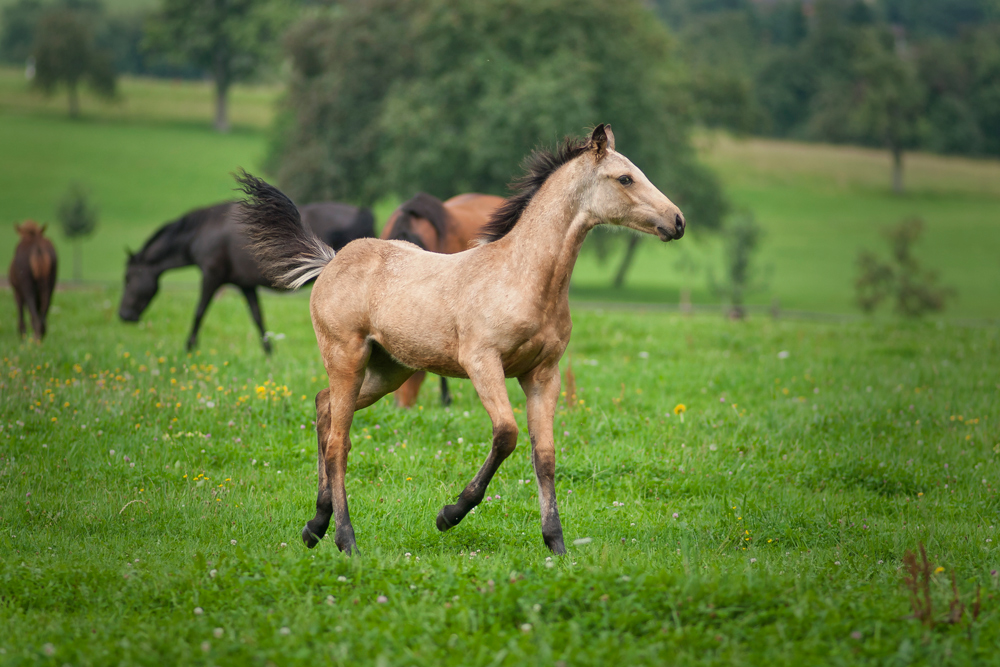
(1, 67, 998, 318)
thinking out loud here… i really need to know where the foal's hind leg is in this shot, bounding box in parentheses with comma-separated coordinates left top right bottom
(437, 354, 517, 531)
(303, 388, 334, 548)
(520, 362, 566, 554)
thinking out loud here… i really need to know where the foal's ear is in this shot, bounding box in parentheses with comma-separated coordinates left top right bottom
(590, 123, 613, 159)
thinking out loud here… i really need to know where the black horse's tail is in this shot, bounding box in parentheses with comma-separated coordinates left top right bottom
(235, 171, 336, 290)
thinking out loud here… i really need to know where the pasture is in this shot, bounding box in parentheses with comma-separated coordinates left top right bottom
(2, 67, 1000, 318)
(1, 287, 998, 665)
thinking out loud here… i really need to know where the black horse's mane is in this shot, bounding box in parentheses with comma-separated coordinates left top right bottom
(478, 136, 590, 244)
(134, 204, 229, 264)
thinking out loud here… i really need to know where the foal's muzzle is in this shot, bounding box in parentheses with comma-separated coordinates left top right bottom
(655, 213, 685, 241)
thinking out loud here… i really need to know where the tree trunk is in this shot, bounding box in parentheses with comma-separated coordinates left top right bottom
(214, 79, 230, 133)
(73, 241, 82, 283)
(68, 79, 79, 118)
(612, 235, 641, 289)
(891, 145, 904, 195)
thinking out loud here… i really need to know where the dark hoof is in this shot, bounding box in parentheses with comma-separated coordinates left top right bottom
(436, 504, 463, 532)
(544, 534, 566, 555)
(302, 525, 322, 548)
(186, 339, 197, 352)
(262, 338, 273, 355)
(334, 529, 357, 555)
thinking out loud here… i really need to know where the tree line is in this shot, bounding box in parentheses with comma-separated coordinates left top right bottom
(660, 0, 1000, 190)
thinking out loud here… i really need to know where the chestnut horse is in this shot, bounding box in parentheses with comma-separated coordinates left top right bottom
(10, 221, 57, 341)
(381, 192, 505, 407)
(238, 125, 685, 555)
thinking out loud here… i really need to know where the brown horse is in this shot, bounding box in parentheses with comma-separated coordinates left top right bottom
(10, 221, 58, 341)
(238, 125, 685, 555)
(381, 192, 505, 407)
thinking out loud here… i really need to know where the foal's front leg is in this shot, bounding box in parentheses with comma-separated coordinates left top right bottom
(437, 356, 518, 531)
(519, 363, 566, 554)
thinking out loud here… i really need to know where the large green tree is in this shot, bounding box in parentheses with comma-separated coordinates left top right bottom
(32, 6, 116, 118)
(270, 0, 727, 239)
(147, 0, 289, 132)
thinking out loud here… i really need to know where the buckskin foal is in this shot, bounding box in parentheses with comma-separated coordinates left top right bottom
(238, 125, 685, 554)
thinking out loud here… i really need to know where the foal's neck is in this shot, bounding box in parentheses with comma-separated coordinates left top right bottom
(501, 164, 593, 307)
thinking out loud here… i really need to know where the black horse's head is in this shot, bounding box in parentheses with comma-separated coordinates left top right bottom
(119, 250, 160, 322)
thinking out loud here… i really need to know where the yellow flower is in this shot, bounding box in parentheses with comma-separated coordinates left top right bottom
(934, 567, 945, 574)
(673, 404, 686, 415)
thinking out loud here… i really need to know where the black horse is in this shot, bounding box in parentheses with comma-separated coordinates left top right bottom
(119, 200, 374, 353)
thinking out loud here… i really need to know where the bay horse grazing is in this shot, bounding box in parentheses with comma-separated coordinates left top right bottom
(238, 125, 684, 555)
(10, 221, 58, 341)
(118, 200, 374, 353)
(381, 192, 505, 407)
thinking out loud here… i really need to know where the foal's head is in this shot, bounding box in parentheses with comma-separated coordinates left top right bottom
(580, 124, 685, 241)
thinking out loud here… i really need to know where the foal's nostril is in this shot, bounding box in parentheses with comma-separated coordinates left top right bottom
(675, 213, 685, 231)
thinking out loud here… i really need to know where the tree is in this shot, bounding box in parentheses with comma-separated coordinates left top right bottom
(854, 218, 953, 316)
(32, 7, 116, 117)
(710, 211, 765, 319)
(57, 183, 98, 282)
(146, 0, 290, 132)
(270, 0, 728, 232)
(848, 31, 926, 194)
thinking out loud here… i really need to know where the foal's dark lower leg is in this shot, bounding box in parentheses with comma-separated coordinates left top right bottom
(436, 422, 517, 531)
(440, 376, 452, 407)
(303, 389, 333, 548)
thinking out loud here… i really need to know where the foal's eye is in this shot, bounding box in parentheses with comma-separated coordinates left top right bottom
(617, 175, 633, 186)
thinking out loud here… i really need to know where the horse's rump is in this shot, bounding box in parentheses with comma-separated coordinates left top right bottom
(28, 243, 53, 282)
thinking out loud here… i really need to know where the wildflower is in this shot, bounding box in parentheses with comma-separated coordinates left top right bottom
(673, 404, 686, 415)
(934, 566, 945, 574)
(521, 623, 532, 633)
(326, 595, 335, 605)
(672, 513, 679, 519)
(209, 569, 217, 578)
(377, 595, 388, 603)
(213, 628, 224, 639)
(280, 543, 287, 548)
(230, 540, 237, 546)
(750, 558, 757, 564)
(279, 627, 291, 636)
(42, 643, 55, 656)
(851, 631, 862, 640)
(194, 607, 203, 615)
(777, 351, 789, 359)
(337, 576, 347, 582)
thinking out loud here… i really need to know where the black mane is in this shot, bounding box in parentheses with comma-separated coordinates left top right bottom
(133, 203, 230, 264)
(478, 136, 590, 244)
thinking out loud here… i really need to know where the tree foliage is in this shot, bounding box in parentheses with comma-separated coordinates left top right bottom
(32, 5, 116, 117)
(855, 218, 953, 317)
(146, 0, 290, 131)
(710, 211, 765, 319)
(57, 183, 99, 282)
(269, 0, 727, 234)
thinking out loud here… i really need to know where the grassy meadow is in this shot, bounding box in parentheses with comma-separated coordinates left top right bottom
(1, 287, 999, 665)
(2, 67, 999, 318)
(1, 65, 1000, 664)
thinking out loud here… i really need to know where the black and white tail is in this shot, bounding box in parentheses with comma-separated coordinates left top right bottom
(235, 170, 336, 290)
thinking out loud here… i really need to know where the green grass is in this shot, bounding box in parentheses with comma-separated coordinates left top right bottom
(1, 287, 999, 665)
